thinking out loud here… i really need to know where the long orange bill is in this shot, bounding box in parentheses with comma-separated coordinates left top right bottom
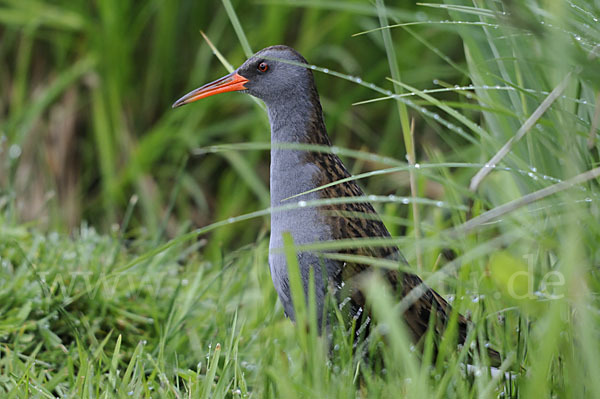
(172, 72, 249, 108)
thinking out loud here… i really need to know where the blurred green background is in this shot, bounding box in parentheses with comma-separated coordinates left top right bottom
(0, 1, 464, 244)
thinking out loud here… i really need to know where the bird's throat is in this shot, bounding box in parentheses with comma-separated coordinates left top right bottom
(267, 93, 333, 207)
(266, 81, 331, 145)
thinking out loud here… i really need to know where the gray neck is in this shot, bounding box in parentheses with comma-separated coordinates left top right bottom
(266, 92, 316, 143)
(267, 100, 326, 207)
(264, 91, 335, 327)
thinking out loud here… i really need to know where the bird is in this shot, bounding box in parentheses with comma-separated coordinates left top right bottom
(172, 45, 501, 366)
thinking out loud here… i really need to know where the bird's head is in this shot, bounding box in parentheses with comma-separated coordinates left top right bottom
(172, 45, 314, 108)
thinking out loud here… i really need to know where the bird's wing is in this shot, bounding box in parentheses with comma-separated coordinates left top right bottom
(311, 154, 501, 364)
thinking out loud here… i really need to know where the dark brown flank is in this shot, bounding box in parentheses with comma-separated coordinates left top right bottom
(298, 91, 498, 363)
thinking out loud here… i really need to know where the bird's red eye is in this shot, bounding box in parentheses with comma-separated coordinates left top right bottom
(258, 62, 268, 72)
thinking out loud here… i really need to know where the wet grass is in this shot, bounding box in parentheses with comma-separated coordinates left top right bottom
(1, 0, 600, 397)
